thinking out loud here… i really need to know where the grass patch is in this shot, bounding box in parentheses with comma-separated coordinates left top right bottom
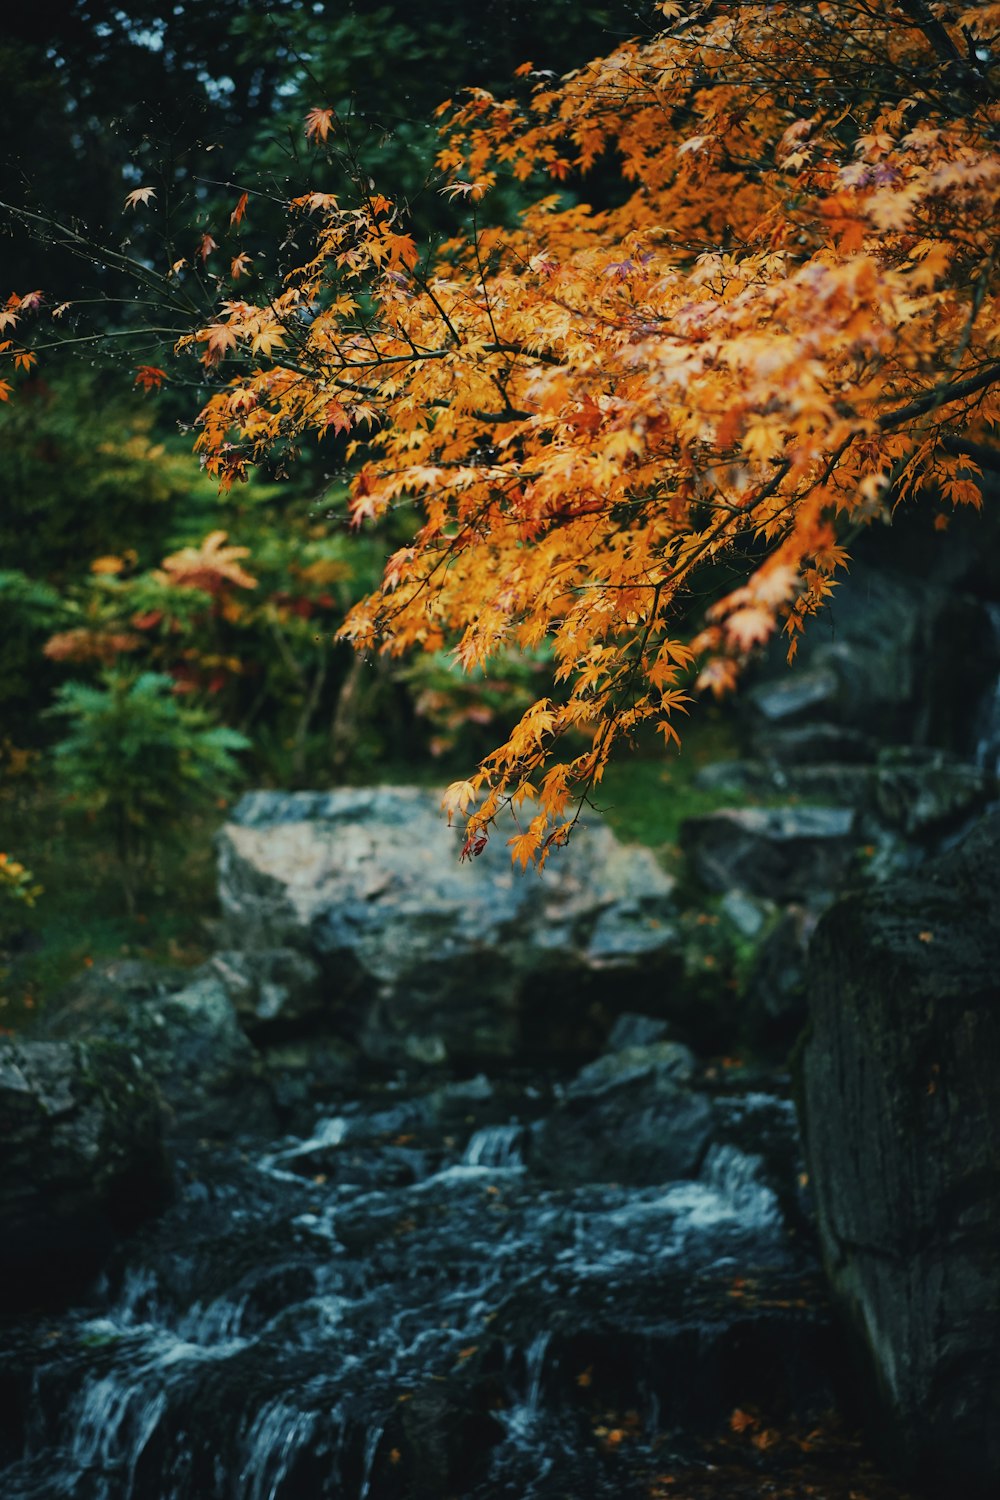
(0, 781, 222, 1030)
(593, 713, 745, 870)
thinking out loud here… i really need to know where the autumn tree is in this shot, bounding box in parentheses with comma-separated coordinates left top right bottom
(6, 0, 999, 866)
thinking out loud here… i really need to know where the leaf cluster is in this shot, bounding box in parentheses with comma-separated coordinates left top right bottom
(172, 1, 1000, 865)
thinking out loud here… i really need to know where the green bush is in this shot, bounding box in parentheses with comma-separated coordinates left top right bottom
(47, 671, 250, 912)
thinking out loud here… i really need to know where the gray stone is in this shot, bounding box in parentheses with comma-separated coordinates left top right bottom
(567, 1039, 696, 1098)
(0, 1039, 170, 1306)
(798, 810, 1000, 1495)
(531, 1047, 712, 1186)
(680, 805, 857, 902)
(720, 889, 775, 940)
(605, 1012, 672, 1051)
(216, 787, 680, 1065)
(741, 904, 815, 1045)
(747, 667, 840, 723)
(745, 563, 998, 754)
(870, 747, 994, 837)
(694, 751, 994, 860)
(45, 966, 273, 1137)
(199, 948, 323, 1035)
(751, 723, 878, 765)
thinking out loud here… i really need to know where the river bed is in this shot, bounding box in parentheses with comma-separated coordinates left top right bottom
(0, 1064, 914, 1498)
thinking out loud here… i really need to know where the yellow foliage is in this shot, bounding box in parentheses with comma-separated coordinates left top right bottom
(181, 0, 998, 865)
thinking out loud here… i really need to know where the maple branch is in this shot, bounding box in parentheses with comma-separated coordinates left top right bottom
(896, 0, 995, 99)
(878, 363, 1000, 430)
(0, 199, 205, 319)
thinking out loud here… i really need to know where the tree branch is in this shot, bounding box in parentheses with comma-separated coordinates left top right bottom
(879, 362, 1000, 430)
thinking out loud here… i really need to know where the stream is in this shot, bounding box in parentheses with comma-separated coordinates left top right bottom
(0, 1060, 845, 1499)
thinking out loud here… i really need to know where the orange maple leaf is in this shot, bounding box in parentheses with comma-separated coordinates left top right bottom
(304, 107, 335, 144)
(159, 531, 257, 594)
(134, 365, 167, 391)
(124, 186, 156, 210)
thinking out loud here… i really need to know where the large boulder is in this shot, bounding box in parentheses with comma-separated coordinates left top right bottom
(797, 810, 1000, 1496)
(0, 1039, 170, 1307)
(216, 788, 681, 1065)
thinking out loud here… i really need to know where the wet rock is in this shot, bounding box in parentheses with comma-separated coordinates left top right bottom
(869, 746, 994, 838)
(198, 948, 323, 1038)
(604, 1012, 672, 1051)
(256, 1036, 360, 1127)
(566, 1039, 696, 1097)
(698, 751, 993, 848)
(719, 888, 776, 940)
(740, 904, 815, 1048)
(798, 809, 1000, 1496)
(747, 666, 840, 724)
(680, 805, 857, 902)
(45, 971, 274, 1138)
(751, 722, 879, 765)
(386, 1377, 505, 1497)
(531, 1046, 711, 1186)
(0, 1039, 169, 1308)
(217, 787, 681, 1066)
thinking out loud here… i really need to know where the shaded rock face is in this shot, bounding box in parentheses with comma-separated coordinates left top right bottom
(197, 948, 323, 1039)
(680, 805, 857, 903)
(216, 787, 681, 1065)
(797, 810, 1000, 1496)
(44, 961, 274, 1138)
(530, 1040, 713, 1187)
(0, 1040, 170, 1309)
(743, 561, 1000, 756)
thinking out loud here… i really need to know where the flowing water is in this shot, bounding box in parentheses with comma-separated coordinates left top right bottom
(0, 1071, 832, 1499)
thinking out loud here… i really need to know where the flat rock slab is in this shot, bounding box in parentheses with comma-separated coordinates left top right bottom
(217, 788, 679, 1065)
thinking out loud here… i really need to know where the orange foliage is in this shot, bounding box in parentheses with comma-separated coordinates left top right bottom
(165, 6, 1000, 859)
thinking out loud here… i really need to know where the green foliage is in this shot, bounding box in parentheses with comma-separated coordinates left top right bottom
(47, 670, 250, 911)
(0, 373, 219, 579)
(0, 851, 43, 935)
(0, 370, 230, 744)
(0, 571, 64, 746)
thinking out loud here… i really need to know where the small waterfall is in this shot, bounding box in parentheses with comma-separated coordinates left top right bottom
(523, 1330, 551, 1415)
(69, 1367, 166, 1494)
(700, 1143, 781, 1230)
(462, 1123, 525, 1169)
(357, 1420, 384, 1500)
(1, 1067, 831, 1500)
(239, 1399, 319, 1500)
